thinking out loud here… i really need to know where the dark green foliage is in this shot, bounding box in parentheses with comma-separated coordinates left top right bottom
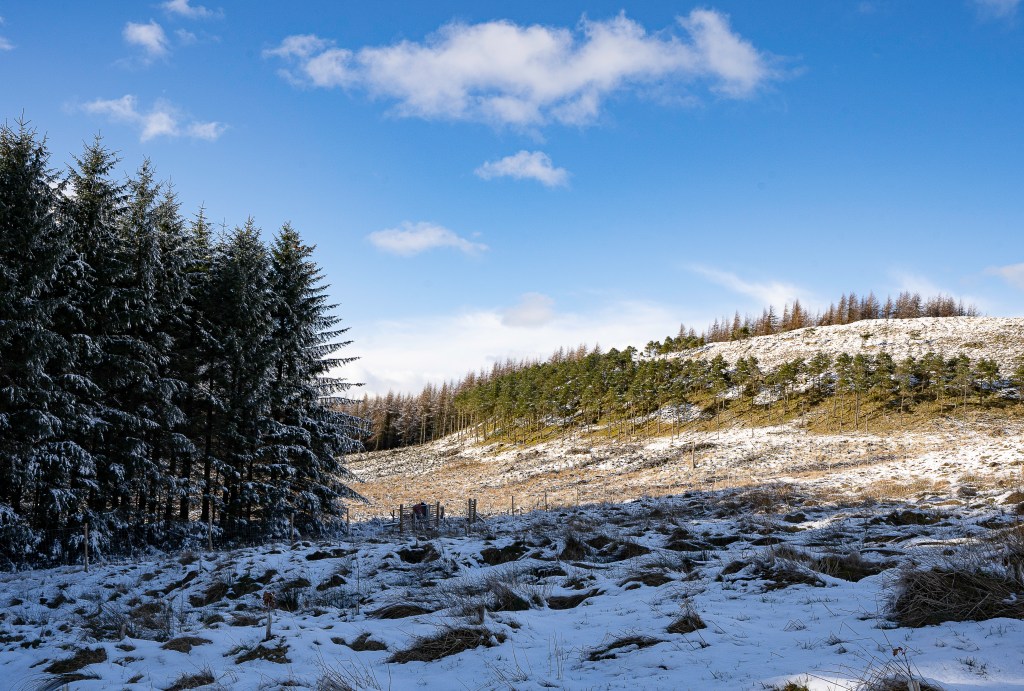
(0, 123, 360, 566)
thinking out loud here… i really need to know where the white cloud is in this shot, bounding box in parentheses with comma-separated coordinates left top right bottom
(263, 34, 332, 60)
(367, 221, 487, 257)
(342, 298, 684, 395)
(162, 0, 222, 20)
(0, 18, 11, 51)
(266, 10, 779, 127)
(890, 270, 944, 298)
(81, 95, 226, 142)
(476, 151, 569, 187)
(123, 20, 169, 60)
(889, 269, 988, 312)
(985, 263, 1024, 289)
(973, 0, 1020, 19)
(690, 265, 806, 309)
(502, 293, 556, 327)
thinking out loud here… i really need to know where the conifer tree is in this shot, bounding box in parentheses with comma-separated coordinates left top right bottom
(0, 122, 93, 559)
(268, 223, 363, 533)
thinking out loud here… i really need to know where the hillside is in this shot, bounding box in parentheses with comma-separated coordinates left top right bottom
(677, 316, 1024, 371)
(4, 317, 1024, 690)
(346, 315, 1024, 519)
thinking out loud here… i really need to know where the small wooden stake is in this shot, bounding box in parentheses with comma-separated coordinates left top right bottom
(83, 522, 89, 573)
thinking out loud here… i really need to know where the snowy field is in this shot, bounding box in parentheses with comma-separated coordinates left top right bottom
(2, 465, 1024, 689)
(345, 415, 1024, 524)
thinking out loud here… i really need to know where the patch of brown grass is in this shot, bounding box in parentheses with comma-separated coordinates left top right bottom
(44, 646, 107, 674)
(388, 626, 505, 663)
(161, 636, 212, 653)
(165, 668, 215, 690)
(235, 640, 290, 664)
(586, 634, 663, 661)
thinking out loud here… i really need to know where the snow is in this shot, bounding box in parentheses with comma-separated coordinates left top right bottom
(675, 317, 1024, 372)
(2, 467, 1024, 689)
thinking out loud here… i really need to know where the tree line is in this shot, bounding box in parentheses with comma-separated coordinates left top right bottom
(660, 291, 977, 353)
(348, 292, 986, 451)
(0, 122, 362, 566)
(451, 348, 1020, 444)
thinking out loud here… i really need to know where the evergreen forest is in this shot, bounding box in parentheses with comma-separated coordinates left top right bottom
(0, 123, 363, 567)
(348, 297, 1016, 452)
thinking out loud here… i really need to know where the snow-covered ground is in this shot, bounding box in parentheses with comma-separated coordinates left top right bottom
(674, 317, 1024, 372)
(346, 415, 1024, 523)
(3, 451, 1024, 689)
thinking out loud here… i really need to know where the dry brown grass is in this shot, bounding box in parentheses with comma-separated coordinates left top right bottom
(387, 626, 506, 663)
(889, 527, 1024, 627)
(165, 668, 216, 690)
(44, 647, 107, 674)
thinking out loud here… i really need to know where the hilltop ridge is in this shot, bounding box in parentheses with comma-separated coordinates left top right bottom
(677, 316, 1024, 371)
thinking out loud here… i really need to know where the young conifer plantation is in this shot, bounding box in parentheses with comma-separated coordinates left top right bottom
(0, 122, 363, 568)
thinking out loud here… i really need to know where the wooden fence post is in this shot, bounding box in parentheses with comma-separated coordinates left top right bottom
(289, 513, 295, 548)
(511, 495, 515, 516)
(207, 513, 213, 552)
(435, 501, 440, 528)
(399, 504, 404, 534)
(83, 522, 89, 573)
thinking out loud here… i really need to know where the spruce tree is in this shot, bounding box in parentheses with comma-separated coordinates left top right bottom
(0, 122, 93, 562)
(267, 223, 363, 532)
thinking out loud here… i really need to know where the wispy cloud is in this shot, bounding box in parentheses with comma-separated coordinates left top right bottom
(81, 95, 226, 142)
(265, 10, 780, 127)
(985, 262, 1024, 289)
(502, 293, 556, 327)
(123, 20, 169, 60)
(973, 0, 1020, 20)
(476, 151, 569, 187)
(367, 221, 487, 257)
(162, 0, 222, 20)
(889, 269, 988, 312)
(343, 298, 683, 395)
(0, 16, 12, 52)
(690, 265, 806, 309)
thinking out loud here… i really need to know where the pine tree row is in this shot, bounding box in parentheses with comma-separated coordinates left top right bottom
(0, 122, 362, 566)
(447, 349, 1023, 445)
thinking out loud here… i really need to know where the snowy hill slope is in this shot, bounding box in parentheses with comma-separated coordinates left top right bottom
(674, 317, 1024, 371)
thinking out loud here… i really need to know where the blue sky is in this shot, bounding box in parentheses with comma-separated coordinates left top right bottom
(2, 0, 1022, 395)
